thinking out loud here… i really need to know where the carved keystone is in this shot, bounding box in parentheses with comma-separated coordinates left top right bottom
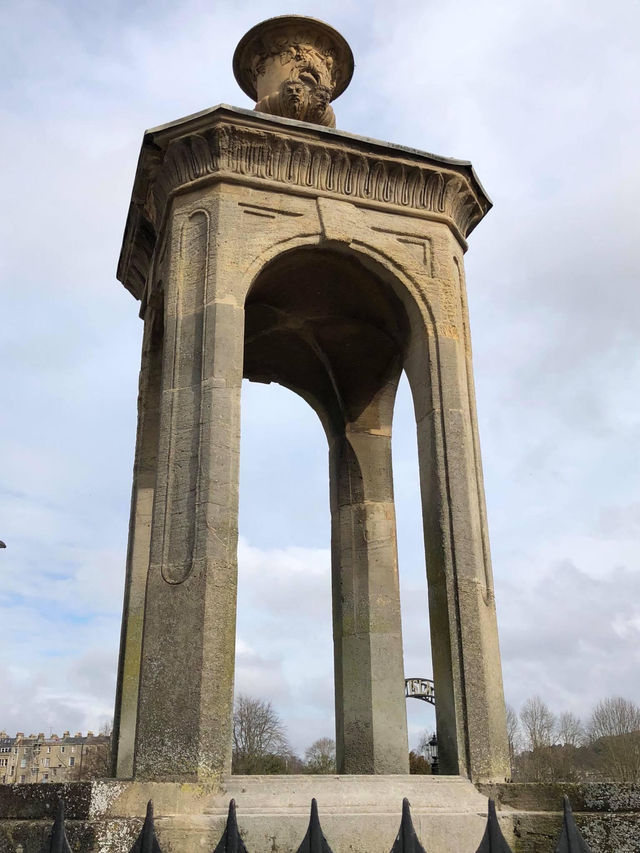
(317, 197, 358, 244)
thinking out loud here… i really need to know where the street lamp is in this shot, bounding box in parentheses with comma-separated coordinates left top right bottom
(426, 734, 438, 775)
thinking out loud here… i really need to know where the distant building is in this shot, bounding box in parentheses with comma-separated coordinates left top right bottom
(0, 731, 111, 784)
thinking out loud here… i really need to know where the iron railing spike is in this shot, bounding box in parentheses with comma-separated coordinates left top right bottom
(294, 798, 334, 853)
(309, 798, 321, 852)
(47, 799, 72, 853)
(554, 796, 593, 853)
(129, 799, 162, 853)
(474, 799, 513, 853)
(389, 798, 427, 853)
(213, 799, 248, 853)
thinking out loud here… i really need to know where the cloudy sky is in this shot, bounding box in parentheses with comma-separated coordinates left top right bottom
(1, 0, 639, 756)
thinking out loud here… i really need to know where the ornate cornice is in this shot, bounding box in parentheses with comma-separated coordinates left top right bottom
(118, 106, 492, 301)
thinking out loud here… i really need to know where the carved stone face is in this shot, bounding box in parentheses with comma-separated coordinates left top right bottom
(283, 79, 306, 116)
(309, 85, 331, 120)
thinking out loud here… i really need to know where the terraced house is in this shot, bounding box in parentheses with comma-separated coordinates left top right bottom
(0, 731, 110, 783)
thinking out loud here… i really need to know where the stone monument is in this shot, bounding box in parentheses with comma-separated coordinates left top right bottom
(2, 17, 636, 853)
(112, 14, 510, 787)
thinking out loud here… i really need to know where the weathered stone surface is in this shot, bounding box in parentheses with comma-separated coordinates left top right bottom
(113, 308, 163, 779)
(511, 812, 640, 853)
(0, 784, 92, 819)
(478, 783, 640, 853)
(477, 782, 640, 813)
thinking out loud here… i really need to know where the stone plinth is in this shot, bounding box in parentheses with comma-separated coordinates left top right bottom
(3, 781, 640, 852)
(0, 777, 501, 853)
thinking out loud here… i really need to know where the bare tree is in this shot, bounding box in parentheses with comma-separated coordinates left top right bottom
(232, 694, 290, 774)
(417, 730, 436, 757)
(556, 711, 584, 747)
(99, 718, 113, 737)
(68, 738, 112, 781)
(510, 695, 640, 783)
(304, 737, 336, 774)
(587, 697, 640, 783)
(505, 704, 520, 764)
(588, 697, 640, 740)
(517, 696, 558, 781)
(520, 696, 556, 750)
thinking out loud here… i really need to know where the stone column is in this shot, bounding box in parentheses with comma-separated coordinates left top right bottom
(133, 202, 244, 780)
(112, 302, 163, 778)
(406, 244, 509, 781)
(330, 421, 409, 774)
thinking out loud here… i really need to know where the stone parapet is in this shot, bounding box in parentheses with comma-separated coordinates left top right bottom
(477, 782, 640, 852)
(478, 781, 640, 813)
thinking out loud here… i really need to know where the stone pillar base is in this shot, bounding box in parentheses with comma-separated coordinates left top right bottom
(4, 778, 640, 851)
(0, 777, 501, 853)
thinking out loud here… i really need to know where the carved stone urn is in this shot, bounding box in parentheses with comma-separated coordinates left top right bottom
(233, 15, 354, 128)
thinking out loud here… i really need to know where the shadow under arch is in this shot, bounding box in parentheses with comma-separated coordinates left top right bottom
(244, 244, 414, 435)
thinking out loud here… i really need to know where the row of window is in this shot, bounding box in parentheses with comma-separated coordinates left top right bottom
(0, 745, 79, 754)
(2, 745, 79, 757)
(0, 757, 75, 771)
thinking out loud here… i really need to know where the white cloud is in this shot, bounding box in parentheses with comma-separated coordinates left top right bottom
(499, 560, 640, 716)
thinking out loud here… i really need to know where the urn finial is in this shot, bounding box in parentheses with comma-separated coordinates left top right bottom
(233, 16, 354, 128)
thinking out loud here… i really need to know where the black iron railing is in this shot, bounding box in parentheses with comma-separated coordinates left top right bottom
(45, 794, 594, 853)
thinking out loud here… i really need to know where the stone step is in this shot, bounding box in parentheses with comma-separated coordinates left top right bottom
(210, 774, 489, 814)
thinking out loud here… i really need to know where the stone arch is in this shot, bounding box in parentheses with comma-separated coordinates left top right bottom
(241, 235, 439, 352)
(238, 237, 502, 779)
(243, 244, 414, 430)
(242, 244, 418, 773)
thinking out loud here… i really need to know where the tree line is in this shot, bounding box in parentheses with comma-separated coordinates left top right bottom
(232, 695, 337, 774)
(12, 694, 636, 781)
(506, 695, 640, 783)
(232, 693, 640, 782)
(232, 695, 440, 774)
